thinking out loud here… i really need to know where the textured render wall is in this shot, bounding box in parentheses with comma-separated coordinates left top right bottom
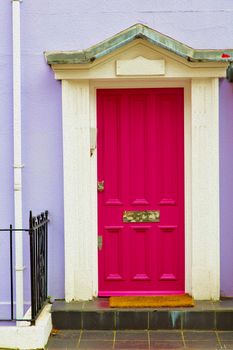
(22, 0, 233, 51)
(1, 0, 233, 299)
(219, 79, 233, 297)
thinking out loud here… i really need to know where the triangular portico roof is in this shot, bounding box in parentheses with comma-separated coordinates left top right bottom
(45, 23, 233, 65)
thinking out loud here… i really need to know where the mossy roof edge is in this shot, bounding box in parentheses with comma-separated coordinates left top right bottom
(45, 24, 233, 65)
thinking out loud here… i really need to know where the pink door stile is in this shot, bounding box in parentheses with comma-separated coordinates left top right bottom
(97, 88, 184, 296)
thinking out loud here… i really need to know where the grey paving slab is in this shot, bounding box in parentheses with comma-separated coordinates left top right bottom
(83, 298, 110, 310)
(46, 330, 80, 349)
(52, 298, 233, 312)
(218, 331, 233, 340)
(183, 311, 215, 330)
(149, 311, 182, 330)
(116, 330, 149, 340)
(219, 341, 233, 349)
(81, 330, 114, 340)
(79, 340, 114, 349)
(114, 340, 149, 349)
(53, 300, 85, 311)
(150, 340, 184, 349)
(116, 311, 148, 330)
(82, 311, 115, 330)
(47, 337, 79, 349)
(184, 340, 221, 349)
(216, 311, 233, 330)
(149, 331, 182, 341)
(183, 331, 217, 340)
(46, 330, 233, 349)
(52, 311, 82, 329)
(213, 300, 233, 309)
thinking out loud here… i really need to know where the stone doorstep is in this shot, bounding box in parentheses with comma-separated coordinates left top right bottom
(51, 298, 233, 331)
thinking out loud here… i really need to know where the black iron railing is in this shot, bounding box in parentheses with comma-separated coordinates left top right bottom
(29, 211, 49, 321)
(0, 211, 49, 324)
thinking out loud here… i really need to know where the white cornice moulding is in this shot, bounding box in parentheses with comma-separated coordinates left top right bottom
(116, 56, 165, 76)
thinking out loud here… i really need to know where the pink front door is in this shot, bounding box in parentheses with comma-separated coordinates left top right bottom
(97, 88, 184, 296)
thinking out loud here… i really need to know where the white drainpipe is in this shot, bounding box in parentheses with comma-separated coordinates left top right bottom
(12, 0, 24, 320)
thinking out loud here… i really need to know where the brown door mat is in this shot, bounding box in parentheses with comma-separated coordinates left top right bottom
(109, 294, 194, 308)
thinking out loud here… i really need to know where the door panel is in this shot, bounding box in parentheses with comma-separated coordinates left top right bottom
(97, 88, 184, 295)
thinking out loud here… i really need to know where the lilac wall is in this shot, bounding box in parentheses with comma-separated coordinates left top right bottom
(220, 79, 233, 297)
(0, 2, 14, 306)
(1, 0, 233, 300)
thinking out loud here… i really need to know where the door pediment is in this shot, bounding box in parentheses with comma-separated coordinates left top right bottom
(45, 23, 230, 80)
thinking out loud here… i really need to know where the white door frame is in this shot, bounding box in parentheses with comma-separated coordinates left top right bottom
(61, 77, 220, 301)
(55, 42, 222, 300)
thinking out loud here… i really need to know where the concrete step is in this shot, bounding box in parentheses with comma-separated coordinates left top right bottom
(51, 298, 233, 331)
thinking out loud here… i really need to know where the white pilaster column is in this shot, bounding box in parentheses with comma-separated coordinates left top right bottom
(191, 78, 220, 300)
(62, 80, 94, 300)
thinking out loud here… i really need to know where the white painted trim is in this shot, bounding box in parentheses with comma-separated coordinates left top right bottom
(0, 304, 52, 349)
(62, 80, 95, 301)
(54, 66, 226, 80)
(191, 78, 220, 300)
(59, 43, 221, 300)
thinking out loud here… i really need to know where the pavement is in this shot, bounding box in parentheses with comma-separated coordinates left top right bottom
(46, 329, 233, 349)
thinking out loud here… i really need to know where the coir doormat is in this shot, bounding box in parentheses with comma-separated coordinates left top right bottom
(109, 294, 194, 308)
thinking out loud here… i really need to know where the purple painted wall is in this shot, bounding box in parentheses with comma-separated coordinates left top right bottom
(220, 79, 233, 297)
(1, 0, 233, 303)
(0, 2, 14, 307)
